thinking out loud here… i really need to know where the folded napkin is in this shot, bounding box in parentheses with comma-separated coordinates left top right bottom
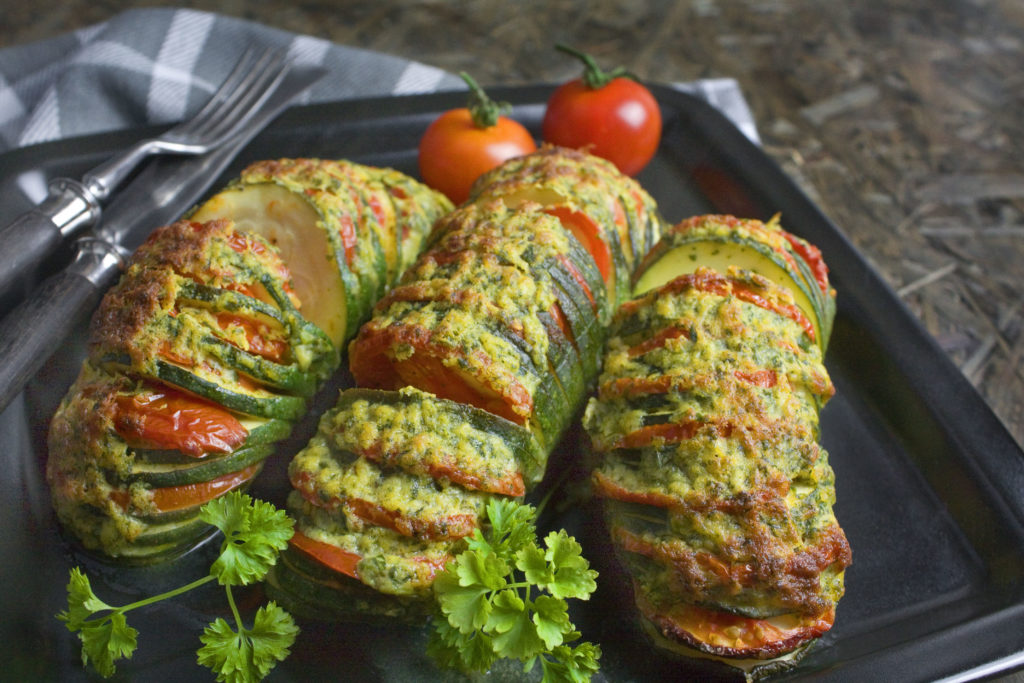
(0, 8, 465, 152)
(0, 7, 759, 153)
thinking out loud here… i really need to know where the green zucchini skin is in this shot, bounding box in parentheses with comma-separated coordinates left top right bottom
(232, 162, 386, 338)
(47, 161, 452, 564)
(190, 159, 454, 348)
(267, 545, 430, 623)
(128, 444, 274, 488)
(152, 361, 308, 421)
(584, 217, 850, 669)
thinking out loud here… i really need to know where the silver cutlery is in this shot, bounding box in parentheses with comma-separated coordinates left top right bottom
(0, 47, 293, 302)
(0, 59, 326, 414)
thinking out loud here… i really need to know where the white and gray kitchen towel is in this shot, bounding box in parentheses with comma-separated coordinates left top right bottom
(0, 7, 759, 155)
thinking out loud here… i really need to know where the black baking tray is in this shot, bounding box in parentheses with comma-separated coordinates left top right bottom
(1, 84, 1023, 682)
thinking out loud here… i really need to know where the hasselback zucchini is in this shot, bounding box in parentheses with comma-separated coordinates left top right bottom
(269, 147, 664, 619)
(190, 158, 453, 347)
(47, 161, 451, 563)
(585, 215, 849, 677)
(46, 219, 320, 562)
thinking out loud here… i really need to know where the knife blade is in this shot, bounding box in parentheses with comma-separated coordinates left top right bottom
(0, 63, 326, 414)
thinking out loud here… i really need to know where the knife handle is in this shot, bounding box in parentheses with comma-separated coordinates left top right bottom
(0, 178, 100, 301)
(0, 238, 123, 414)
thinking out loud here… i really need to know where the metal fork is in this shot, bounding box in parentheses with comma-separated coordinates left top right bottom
(84, 47, 290, 201)
(0, 47, 293, 301)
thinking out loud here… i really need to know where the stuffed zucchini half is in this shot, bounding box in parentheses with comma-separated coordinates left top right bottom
(46, 160, 451, 563)
(266, 147, 664, 619)
(584, 215, 850, 677)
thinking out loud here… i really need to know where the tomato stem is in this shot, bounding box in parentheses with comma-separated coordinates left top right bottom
(460, 72, 510, 129)
(555, 43, 632, 89)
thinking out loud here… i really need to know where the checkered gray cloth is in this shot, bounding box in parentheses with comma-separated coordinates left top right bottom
(0, 7, 759, 154)
(0, 8, 465, 152)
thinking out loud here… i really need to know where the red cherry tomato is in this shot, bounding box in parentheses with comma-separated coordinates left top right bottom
(542, 45, 662, 176)
(419, 73, 536, 204)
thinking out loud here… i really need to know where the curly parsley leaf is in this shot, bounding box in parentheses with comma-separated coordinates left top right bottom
(58, 494, 296, 681)
(204, 491, 294, 586)
(57, 567, 139, 677)
(543, 531, 598, 600)
(59, 568, 113, 632)
(434, 567, 494, 634)
(532, 595, 573, 650)
(77, 611, 138, 678)
(540, 641, 603, 683)
(429, 499, 600, 681)
(197, 601, 298, 683)
(426, 618, 499, 673)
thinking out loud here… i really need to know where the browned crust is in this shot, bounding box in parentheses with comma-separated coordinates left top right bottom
(634, 585, 835, 660)
(612, 519, 851, 617)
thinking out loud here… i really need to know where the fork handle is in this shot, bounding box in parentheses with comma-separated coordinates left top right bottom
(0, 237, 123, 414)
(0, 178, 100, 302)
(83, 139, 158, 200)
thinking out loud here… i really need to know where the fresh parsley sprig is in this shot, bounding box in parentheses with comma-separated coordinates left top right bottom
(428, 498, 601, 682)
(58, 491, 298, 682)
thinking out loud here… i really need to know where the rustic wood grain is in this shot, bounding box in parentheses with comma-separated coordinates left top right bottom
(3, 0, 1022, 449)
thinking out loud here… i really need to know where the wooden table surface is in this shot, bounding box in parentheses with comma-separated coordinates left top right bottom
(4, 1, 1023, 679)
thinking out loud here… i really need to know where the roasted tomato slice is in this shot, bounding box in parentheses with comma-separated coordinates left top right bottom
(638, 593, 835, 660)
(289, 531, 362, 580)
(214, 312, 289, 363)
(149, 462, 261, 512)
(543, 205, 613, 288)
(113, 386, 247, 457)
(110, 462, 261, 513)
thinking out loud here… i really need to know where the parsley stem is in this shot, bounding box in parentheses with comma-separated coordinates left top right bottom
(113, 574, 217, 615)
(225, 584, 243, 630)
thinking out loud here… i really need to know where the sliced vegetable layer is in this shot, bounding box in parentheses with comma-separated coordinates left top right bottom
(633, 214, 836, 350)
(47, 161, 451, 563)
(349, 199, 605, 451)
(190, 158, 453, 347)
(585, 216, 849, 674)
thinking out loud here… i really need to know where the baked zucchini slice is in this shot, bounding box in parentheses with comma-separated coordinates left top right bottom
(267, 542, 430, 623)
(285, 492, 454, 598)
(190, 164, 372, 347)
(191, 158, 452, 348)
(128, 444, 274, 488)
(633, 214, 835, 350)
(314, 387, 543, 492)
(291, 447, 488, 542)
(422, 198, 612, 324)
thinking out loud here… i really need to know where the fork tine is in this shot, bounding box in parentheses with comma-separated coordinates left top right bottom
(173, 47, 270, 136)
(80, 45, 312, 202)
(193, 50, 291, 143)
